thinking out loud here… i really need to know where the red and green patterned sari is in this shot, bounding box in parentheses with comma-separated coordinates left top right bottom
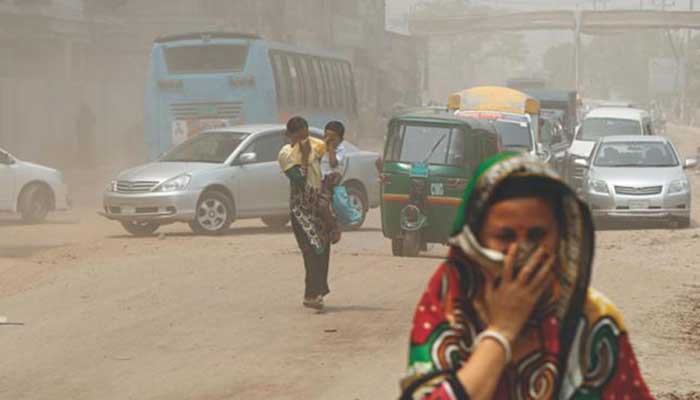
(401, 153, 654, 400)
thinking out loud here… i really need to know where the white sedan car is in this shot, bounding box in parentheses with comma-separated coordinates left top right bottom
(0, 147, 71, 223)
(101, 124, 380, 236)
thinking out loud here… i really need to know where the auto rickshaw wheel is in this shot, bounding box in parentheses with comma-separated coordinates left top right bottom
(401, 230, 422, 258)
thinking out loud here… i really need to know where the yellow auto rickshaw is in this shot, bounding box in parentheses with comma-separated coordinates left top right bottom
(447, 86, 550, 162)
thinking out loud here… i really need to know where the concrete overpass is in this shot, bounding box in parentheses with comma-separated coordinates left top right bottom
(408, 10, 700, 93)
(408, 10, 700, 35)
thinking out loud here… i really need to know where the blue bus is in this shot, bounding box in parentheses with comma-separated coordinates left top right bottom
(145, 32, 359, 159)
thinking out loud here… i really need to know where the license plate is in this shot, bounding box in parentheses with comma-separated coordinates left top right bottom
(410, 163, 429, 178)
(431, 183, 445, 196)
(628, 200, 649, 210)
(120, 206, 136, 214)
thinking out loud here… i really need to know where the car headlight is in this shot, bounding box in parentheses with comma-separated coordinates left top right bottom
(155, 174, 191, 192)
(588, 179, 609, 194)
(106, 180, 118, 192)
(668, 179, 689, 194)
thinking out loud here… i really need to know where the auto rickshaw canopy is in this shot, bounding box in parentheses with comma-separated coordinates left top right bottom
(447, 86, 541, 116)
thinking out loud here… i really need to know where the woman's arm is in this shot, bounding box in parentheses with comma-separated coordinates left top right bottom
(401, 245, 555, 400)
(284, 165, 306, 189)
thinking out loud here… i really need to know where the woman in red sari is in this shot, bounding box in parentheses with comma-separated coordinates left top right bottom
(401, 153, 654, 400)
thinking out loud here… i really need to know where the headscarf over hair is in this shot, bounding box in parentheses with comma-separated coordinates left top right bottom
(400, 153, 653, 400)
(449, 152, 594, 325)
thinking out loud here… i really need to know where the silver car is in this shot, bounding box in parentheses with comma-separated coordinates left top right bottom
(578, 135, 697, 228)
(101, 124, 380, 236)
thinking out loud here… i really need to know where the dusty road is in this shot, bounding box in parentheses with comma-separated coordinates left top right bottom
(1, 127, 699, 399)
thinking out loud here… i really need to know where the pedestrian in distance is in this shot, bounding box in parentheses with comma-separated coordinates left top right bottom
(278, 116, 333, 311)
(400, 152, 653, 400)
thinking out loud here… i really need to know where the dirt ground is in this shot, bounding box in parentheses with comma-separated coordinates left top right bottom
(1, 126, 699, 399)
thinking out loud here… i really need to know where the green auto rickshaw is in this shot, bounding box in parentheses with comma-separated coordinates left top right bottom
(380, 110, 501, 257)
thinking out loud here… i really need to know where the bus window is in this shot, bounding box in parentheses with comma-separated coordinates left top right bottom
(321, 59, 337, 108)
(278, 54, 295, 107)
(298, 56, 317, 108)
(338, 62, 349, 109)
(292, 55, 308, 108)
(339, 62, 353, 111)
(343, 62, 358, 114)
(286, 54, 302, 108)
(320, 59, 333, 108)
(270, 52, 288, 108)
(333, 61, 344, 108)
(333, 61, 349, 108)
(164, 44, 249, 74)
(310, 57, 326, 108)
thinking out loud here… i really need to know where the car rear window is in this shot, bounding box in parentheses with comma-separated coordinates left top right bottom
(579, 118, 641, 141)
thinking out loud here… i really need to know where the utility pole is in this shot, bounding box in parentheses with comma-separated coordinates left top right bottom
(683, 0, 694, 122)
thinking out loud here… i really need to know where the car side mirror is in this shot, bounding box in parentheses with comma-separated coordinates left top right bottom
(0, 152, 14, 165)
(574, 158, 589, 168)
(536, 143, 551, 163)
(683, 158, 698, 169)
(238, 152, 257, 165)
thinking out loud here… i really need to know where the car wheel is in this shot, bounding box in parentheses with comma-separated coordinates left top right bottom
(190, 190, 233, 235)
(262, 215, 290, 229)
(391, 238, 403, 257)
(344, 184, 367, 230)
(20, 184, 51, 224)
(401, 230, 422, 258)
(120, 221, 160, 236)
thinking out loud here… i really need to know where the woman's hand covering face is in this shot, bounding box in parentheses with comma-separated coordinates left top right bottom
(476, 197, 560, 343)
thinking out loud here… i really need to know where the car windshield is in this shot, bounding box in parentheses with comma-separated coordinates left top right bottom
(161, 132, 247, 163)
(386, 125, 465, 166)
(494, 120, 533, 150)
(579, 118, 641, 141)
(593, 141, 679, 167)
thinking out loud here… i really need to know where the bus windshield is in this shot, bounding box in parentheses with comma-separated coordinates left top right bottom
(164, 44, 249, 74)
(161, 132, 247, 163)
(386, 125, 465, 166)
(579, 118, 641, 141)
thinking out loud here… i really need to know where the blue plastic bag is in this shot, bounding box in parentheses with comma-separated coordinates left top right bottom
(333, 186, 362, 226)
